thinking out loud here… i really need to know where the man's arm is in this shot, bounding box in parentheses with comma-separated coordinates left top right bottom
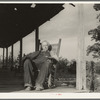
(22, 51, 40, 62)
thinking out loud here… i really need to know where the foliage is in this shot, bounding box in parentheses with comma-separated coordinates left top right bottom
(87, 43, 100, 59)
(57, 57, 76, 78)
(87, 4, 100, 59)
(94, 61, 100, 74)
(86, 4, 100, 91)
(94, 4, 100, 11)
(88, 26, 100, 42)
(86, 61, 100, 91)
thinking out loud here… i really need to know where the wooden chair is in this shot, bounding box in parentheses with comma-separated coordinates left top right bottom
(38, 39, 61, 88)
(21, 39, 62, 88)
(47, 39, 62, 88)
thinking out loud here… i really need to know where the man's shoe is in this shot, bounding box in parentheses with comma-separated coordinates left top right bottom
(25, 86, 31, 91)
(35, 87, 44, 91)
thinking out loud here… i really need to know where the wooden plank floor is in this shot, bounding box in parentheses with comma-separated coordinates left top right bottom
(0, 68, 89, 93)
(0, 68, 24, 92)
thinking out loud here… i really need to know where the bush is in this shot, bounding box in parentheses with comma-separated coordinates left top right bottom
(86, 61, 100, 91)
(56, 57, 76, 78)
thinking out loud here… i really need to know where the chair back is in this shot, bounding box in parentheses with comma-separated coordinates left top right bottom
(50, 39, 61, 57)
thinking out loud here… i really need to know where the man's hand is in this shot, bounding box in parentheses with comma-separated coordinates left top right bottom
(47, 59, 52, 63)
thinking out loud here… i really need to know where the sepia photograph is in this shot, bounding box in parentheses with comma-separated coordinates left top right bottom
(0, 2, 100, 98)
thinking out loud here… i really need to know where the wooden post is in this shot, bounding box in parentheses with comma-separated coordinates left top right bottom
(19, 38, 22, 66)
(76, 4, 86, 90)
(35, 27, 39, 51)
(3, 48, 5, 67)
(38, 39, 41, 51)
(11, 44, 13, 67)
(6, 47, 8, 67)
(57, 38, 61, 57)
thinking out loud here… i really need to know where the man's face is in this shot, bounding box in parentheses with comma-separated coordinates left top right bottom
(42, 42, 48, 51)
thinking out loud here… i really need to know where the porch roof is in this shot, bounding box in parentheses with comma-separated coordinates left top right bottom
(0, 4, 64, 48)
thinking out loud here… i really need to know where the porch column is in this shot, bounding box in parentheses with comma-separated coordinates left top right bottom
(11, 44, 13, 67)
(3, 48, 5, 67)
(76, 4, 86, 90)
(35, 27, 39, 51)
(57, 38, 61, 57)
(6, 47, 8, 67)
(19, 38, 23, 66)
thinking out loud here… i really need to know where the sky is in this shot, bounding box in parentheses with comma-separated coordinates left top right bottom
(0, 3, 99, 61)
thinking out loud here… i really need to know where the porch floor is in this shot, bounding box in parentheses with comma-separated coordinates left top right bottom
(0, 85, 89, 93)
(0, 68, 88, 93)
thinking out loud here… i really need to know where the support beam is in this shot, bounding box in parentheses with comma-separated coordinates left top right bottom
(57, 38, 61, 57)
(6, 47, 8, 67)
(35, 27, 39, 51)
(38, 39, 41, 50)
(3, 48, 5, 67)
(19, 38, 23, 66)
(76, 4, 86, 90)
(11, 44, 13, 67)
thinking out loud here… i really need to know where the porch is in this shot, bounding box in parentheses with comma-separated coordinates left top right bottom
(0, 3, 87, 93)
(0, 68, 88, 93)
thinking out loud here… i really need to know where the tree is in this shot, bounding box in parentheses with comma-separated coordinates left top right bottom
(87, 4, 100, 59)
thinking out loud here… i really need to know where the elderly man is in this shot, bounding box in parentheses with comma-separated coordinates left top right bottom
(23, 40, 57, 91)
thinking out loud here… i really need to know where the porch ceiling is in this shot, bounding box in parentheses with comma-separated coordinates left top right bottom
(0, 4, 64, 48)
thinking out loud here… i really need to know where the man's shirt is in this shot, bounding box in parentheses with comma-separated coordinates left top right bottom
(33, 51, 51, 65)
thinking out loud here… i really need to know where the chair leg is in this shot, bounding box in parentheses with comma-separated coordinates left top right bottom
(48, 74, 52, 88)
(48, 67, 56, 88)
